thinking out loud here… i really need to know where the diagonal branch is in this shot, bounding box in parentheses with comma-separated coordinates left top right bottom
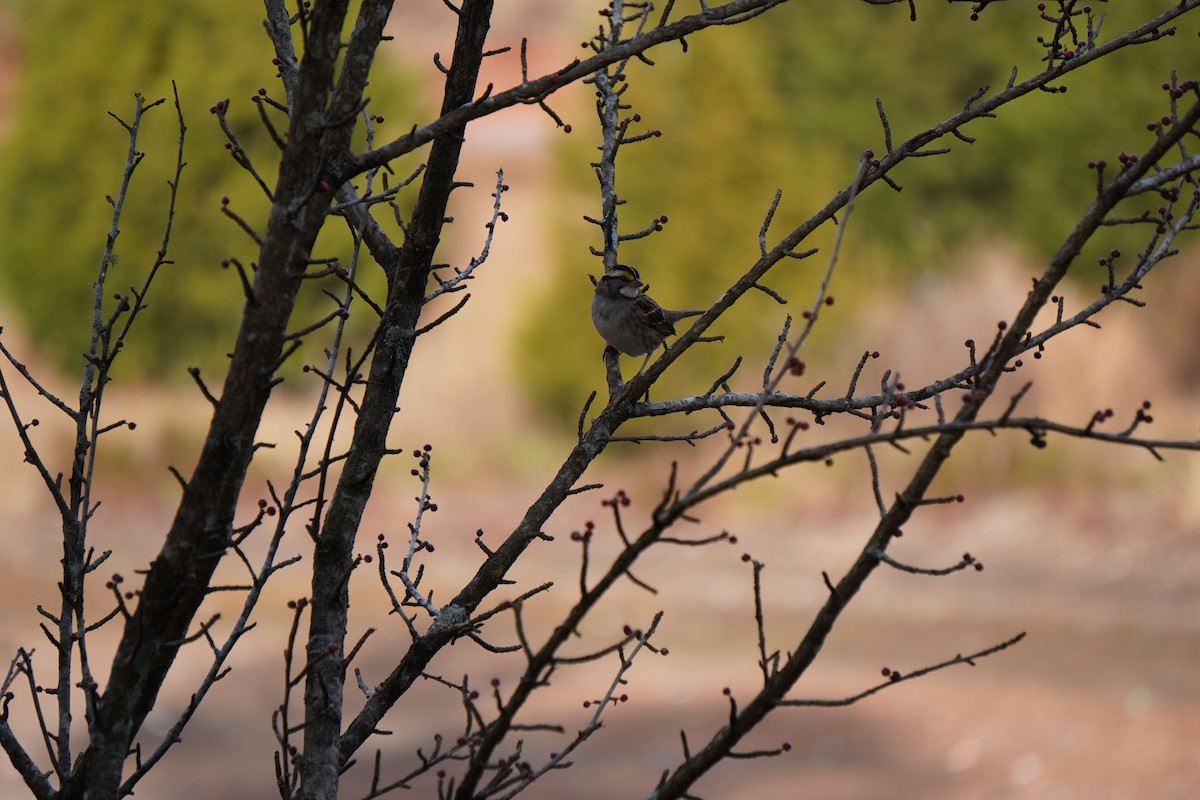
(646, 86, 1200, 800)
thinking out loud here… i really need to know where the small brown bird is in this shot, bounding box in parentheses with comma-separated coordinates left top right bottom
(590, 265, 703, 376)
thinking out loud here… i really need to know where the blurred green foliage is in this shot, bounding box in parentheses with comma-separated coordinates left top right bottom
(0, 0, 418, 381)
(519, 1, 1197, 422)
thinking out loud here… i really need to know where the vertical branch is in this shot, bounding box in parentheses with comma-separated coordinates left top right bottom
(300, 1, 494, 797)
(593, 49, 623, 265)
(61, 93, 163, 783)
(263, 0, 301, 107)
(78, 1, 365, 795)
(588, 0, 656, 270)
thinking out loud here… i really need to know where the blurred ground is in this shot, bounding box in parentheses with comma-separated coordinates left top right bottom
(2, 242, 1199, 799)
(0, 459, 1197, 800)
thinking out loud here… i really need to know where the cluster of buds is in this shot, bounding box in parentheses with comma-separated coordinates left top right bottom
(410, 443, 433, 477)
(601, 489, 631, 509)
(570, 521, 595, 543)
(105, 573, 136, 600)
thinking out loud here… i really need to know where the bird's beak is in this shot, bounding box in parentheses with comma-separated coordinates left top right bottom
(589, 274, 598, 286)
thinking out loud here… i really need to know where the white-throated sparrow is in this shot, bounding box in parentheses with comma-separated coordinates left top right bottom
(590, 265, 703, 375)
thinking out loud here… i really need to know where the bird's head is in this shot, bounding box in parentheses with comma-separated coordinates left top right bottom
(592, 265, 644, 299)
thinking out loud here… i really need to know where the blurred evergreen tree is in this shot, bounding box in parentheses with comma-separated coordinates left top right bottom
(0, 0, 419, 380)
(519, 1, 1196, 422)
